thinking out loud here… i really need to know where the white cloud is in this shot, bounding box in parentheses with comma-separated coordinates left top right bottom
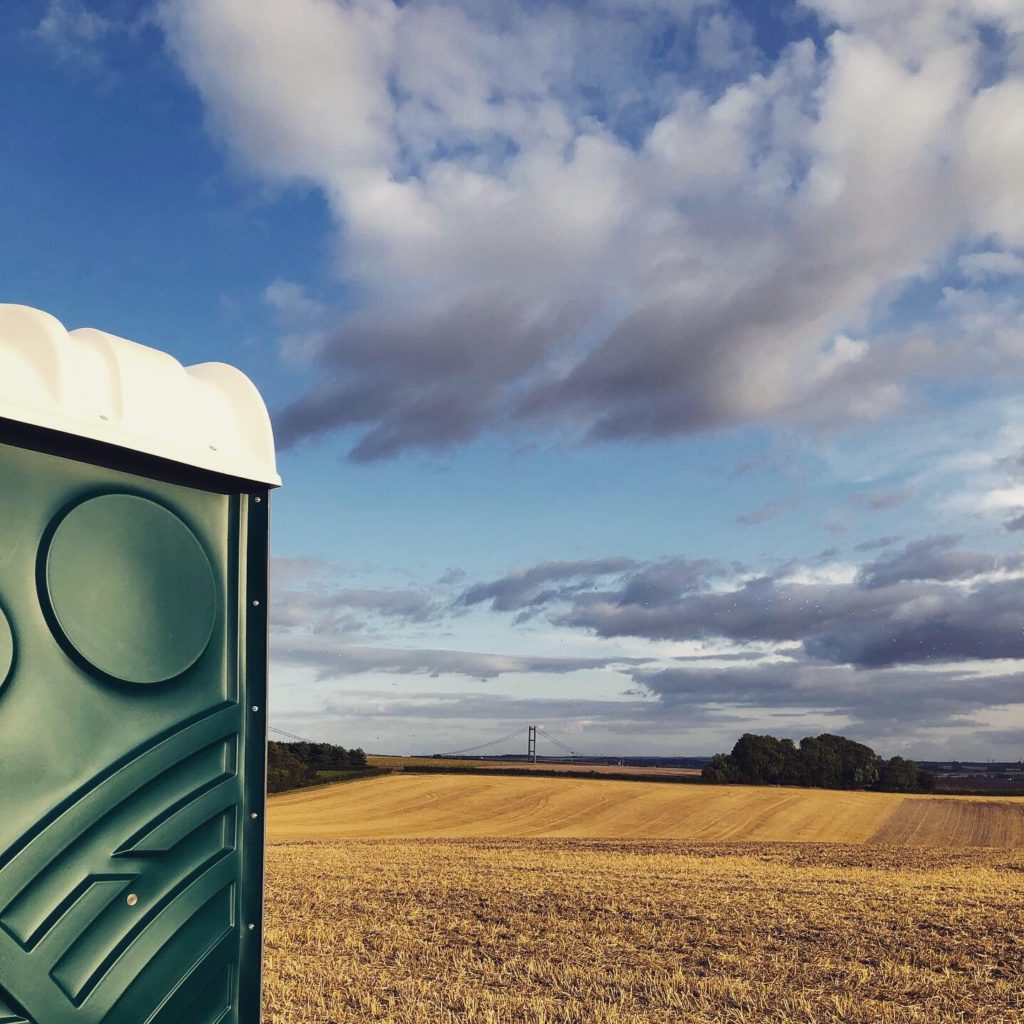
(36, 0, 115, 69)
(160, 0, 1024, 458)
(263, 279, 325, 321)
(777, 562, 859, 586)
(960, 251, 1024, 279)
(960, 78, 1024, 246)
(35, 0, 150, 77)
(262, 279, 329, 366)
(977, 484, 1024, 511)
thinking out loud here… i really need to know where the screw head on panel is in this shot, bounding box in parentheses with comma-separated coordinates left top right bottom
(251, 812, 259, 820)
(126, 893, 138, 907)
(251, 705, 260, 712)
(248, 923, 256, 931)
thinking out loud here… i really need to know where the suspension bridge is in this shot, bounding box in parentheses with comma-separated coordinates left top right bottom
(271, 724, 610, 764)
(437, 725, 602, 763)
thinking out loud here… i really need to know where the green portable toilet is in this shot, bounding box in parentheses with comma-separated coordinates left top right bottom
(0, 304, 280, 1024)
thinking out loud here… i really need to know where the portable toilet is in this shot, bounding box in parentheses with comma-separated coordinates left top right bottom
(0, 304, 279, 1024)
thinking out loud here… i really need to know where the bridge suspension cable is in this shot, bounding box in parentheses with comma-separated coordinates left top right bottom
(437, 725, 602, 760)
(535, 726, 599, 760)
(269, 726, 319, 743)
(272, 723, 602, 760)
(438, 726, 532, 757)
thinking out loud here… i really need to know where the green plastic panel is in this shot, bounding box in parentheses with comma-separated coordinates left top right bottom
(0, 435, 268, 1024)
(43, 494, 218, 685)
(0, 608, 12, 693)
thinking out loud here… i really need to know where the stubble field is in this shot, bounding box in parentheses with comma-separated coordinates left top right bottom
(268, 772, 1024, 845)
(264, 776, 1024, 1024)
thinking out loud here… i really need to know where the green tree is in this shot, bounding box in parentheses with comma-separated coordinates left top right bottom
(267, 744, 316, 793)
(878, 755, 919, 792)
(730, 733, 799, 785)
(798, 734, 880, 790)
(702, 752, 740, 783)
(703, 731, 923, 791)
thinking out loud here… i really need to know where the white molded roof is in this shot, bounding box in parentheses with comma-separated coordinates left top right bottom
(0, 304, 280, 486)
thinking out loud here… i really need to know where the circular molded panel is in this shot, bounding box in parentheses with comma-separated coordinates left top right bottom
(43, 494, 217, 684)
(0, 607, 13, 691)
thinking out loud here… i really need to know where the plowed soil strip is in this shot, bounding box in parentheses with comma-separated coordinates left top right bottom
(868, 797, 1024, 847)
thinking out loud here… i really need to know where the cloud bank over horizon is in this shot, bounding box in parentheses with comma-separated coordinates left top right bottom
(270, 533, 1024, 757)
(29, 0, 1019, 757)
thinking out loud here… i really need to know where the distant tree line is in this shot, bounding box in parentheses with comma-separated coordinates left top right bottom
(703, 733, 935, 792)
(268, 740, 368, 793)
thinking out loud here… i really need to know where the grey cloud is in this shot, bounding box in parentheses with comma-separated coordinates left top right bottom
(850, 486, 914, 510)
(272, 556, 334, 584)
(727, 457, 764, 479)
(823, 518, 852, 537)
(518, 273, 835, 446)
(854, 535, 901, 552)
(317, 688, 761, 744)
(614, 558, 721, 606)
(271, 557, 443, 635)
(673, 650, 789, 662)
(809, 547, 841, 564)
(301, 669, 1023, 757)
(309, 689, 754, 755)
(457, 557, 638, 612)
(979, 728, 1024, 746)
(735, 499, 796, 526)
(272, 587, 440, 631)
(1004, 511, 1024, 532)
(325, 692, 657, 724)
(996, 448, 1024, 475)
(556, 570, 1024, 669)
(273, 636, 641, 680)
(801, 579, 1024, 668)
(856, 534, 996, 589)
(512, 230, 960, 451)
(276, 298, 588, 460)
(462, 539, 1024, 672)
(635, 660, 1024, 732)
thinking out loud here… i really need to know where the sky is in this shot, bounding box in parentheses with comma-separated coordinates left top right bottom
(2, 0, 1024, 760)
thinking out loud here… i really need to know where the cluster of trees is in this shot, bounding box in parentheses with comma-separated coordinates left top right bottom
(268, 741, 368, 793)
(703, 733, 935, 792)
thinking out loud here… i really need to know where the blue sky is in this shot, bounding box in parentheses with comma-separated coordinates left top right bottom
(4, 0, 1024, 759)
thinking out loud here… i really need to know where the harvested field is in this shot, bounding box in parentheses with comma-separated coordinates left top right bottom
(869, 797, 1024, 847)
(268, 772, 1024, 846)
(263, 838, 1024, 1024)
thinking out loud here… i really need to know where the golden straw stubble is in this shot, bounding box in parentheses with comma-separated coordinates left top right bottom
(263, 837, 1024, 1024)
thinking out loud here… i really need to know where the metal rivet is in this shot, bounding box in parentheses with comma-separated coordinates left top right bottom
(251, 705, 260, 712)
(126, 893, 138, 907)
(251, 812, 259, 820)
(247, 923, 256, 931)
(254, 496, 262, 503)
(252, 600, 260, 607)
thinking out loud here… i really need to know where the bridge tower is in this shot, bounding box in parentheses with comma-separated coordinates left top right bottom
(527, 725, 537, 763)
